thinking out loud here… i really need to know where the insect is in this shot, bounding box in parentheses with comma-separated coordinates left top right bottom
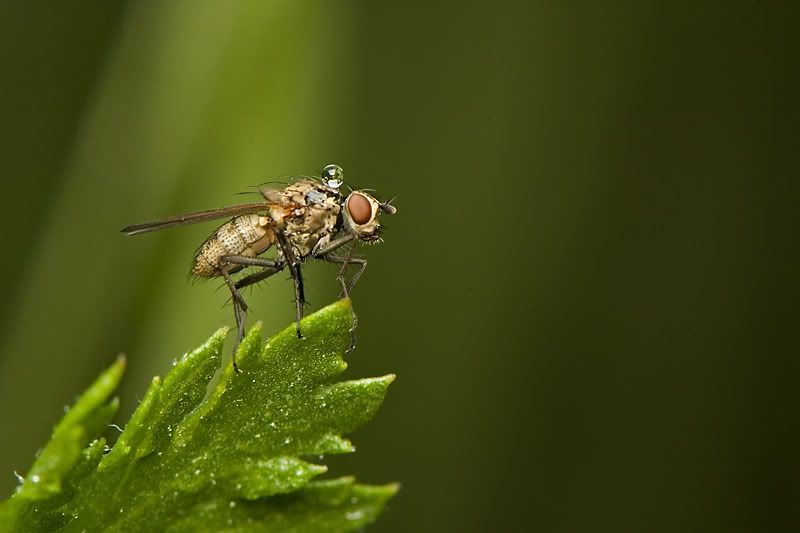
(122, 164, 396, 373)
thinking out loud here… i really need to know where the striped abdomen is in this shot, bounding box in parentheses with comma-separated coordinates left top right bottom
(191, 214, 274, 278)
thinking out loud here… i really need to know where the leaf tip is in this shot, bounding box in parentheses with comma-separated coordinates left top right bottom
(381, 481, 402, 497)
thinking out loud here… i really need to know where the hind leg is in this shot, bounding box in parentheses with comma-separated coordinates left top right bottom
(219, 256, 285, 373)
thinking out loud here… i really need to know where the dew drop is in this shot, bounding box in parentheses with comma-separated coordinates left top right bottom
(346, 510, 364, 521)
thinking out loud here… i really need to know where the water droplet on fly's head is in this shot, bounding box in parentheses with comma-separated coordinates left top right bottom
(321, 164, 344, 189)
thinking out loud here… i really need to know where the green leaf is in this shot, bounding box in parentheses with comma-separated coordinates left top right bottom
(0, 299, 397, 532)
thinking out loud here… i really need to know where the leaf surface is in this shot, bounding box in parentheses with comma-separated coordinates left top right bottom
(0, 299, 396, 532)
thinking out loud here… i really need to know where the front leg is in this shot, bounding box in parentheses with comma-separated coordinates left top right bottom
(324, 254, 367, 296)
(311, 233, 355, 258)
(321, 253, 366, 353)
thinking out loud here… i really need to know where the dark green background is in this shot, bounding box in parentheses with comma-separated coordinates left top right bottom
(1, 2, 798, 531)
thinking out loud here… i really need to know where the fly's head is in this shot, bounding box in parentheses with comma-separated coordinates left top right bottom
(342, 189, 397, 244)
(319, 163, 397, 244)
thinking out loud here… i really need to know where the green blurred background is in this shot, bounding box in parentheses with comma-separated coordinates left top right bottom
(1, 1, 798, 531)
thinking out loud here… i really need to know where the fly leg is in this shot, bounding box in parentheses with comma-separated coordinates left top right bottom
(321, 253, 367, 353)
(233, 258, 286, 290)
(218, 265, 248, 374)
(289, 262, 305, 339)
(324, 254, 367, 295)
(219, 256, 284, 373)
(273, 232, 305, 339)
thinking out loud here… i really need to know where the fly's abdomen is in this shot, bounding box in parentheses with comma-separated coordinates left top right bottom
(191, 214, 274, 278)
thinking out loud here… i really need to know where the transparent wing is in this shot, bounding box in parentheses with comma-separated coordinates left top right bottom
(121, 202, 266, 236)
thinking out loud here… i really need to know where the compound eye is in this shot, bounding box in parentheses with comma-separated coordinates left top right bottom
(347, 193, 372, 225)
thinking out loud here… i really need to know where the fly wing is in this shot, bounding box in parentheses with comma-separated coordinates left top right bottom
(121, 202, 266, 236)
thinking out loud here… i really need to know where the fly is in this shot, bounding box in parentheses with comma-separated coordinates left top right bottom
(122, 164, 397, 373)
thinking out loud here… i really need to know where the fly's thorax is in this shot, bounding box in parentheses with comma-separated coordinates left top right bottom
(261, 180, 343, 258)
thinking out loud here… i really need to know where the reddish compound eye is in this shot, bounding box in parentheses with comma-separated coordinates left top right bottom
(347, 193, 372, 225)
